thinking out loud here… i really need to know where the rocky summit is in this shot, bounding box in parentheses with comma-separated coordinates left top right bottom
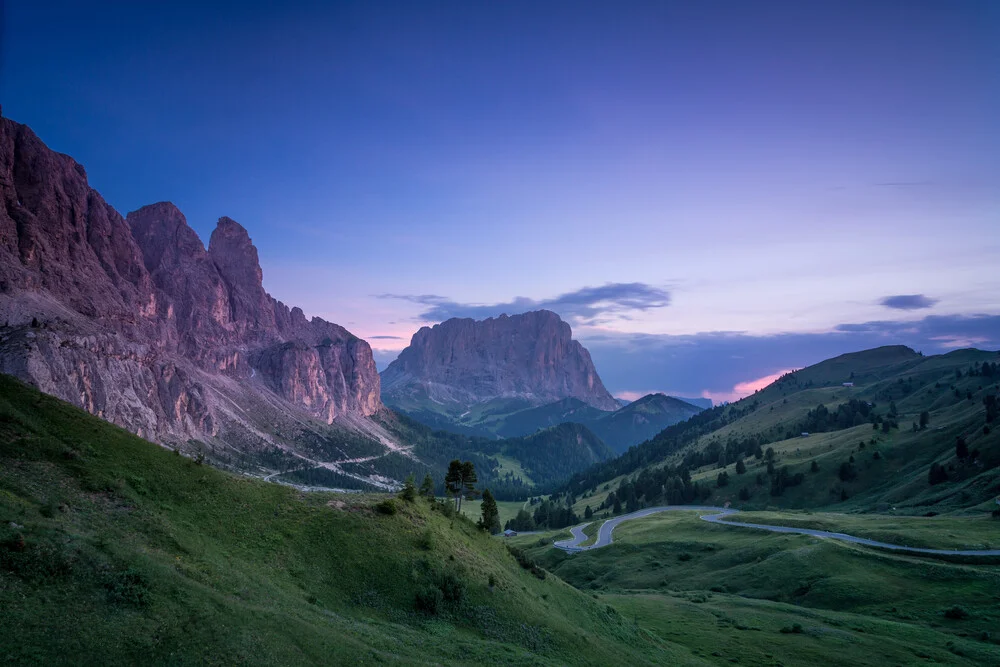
(0, 113, 381, 448)
(381, 310, 619, 412)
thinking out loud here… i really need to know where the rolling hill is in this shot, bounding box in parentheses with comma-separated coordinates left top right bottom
(0, 373, 693, 665)
(557, 346, 1000, 517)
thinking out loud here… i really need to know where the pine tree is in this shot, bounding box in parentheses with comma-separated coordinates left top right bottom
(445, 460, 464, 511)
(420, 473, 435, 500)
(478, 489, 501, 534)
(399, 474, 417, 502)
(956, 436, 969, 460)
(735, 459, 746, 475)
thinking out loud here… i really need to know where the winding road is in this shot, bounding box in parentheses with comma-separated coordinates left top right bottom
(552, 506, 1000, 557)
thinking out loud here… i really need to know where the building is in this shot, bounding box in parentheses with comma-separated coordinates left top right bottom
(503, 529, 518, 537)
(842, 382, 854, 387)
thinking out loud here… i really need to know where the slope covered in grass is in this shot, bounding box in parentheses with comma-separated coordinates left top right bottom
(524, 511, 1000, 665)
(0, 374, 700, 666)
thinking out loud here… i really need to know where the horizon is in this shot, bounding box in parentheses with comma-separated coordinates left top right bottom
(2, 1, 998, 401)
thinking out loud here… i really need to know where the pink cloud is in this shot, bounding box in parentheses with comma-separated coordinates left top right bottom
(701, 369, 796, 404)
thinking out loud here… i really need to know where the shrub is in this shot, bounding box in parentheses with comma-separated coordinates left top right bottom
(416, 529, 434, 550)
(944, 606, 970, 620)
(677, 552, 693, 562)
(779, 623, 803, 634)
(415, 585, 443, 614)
(105, 567, 150, 607)
(438, 570, 466, 603)
(375, 499, 397, 515)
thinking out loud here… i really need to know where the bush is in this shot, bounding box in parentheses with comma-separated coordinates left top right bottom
(105, 567, 150, 607)
(677, 552, 692, 562)
(375, 499, 397, 515)
(417, 529, 434, 550)
(944, 606, 970, 620)
(415, 585, 443, 614)
(438, 570, 466, 603)
(779, 623, 804, 634)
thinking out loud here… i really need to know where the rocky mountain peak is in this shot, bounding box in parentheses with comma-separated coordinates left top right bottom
(382, 309, 619, 411)
(207, 216, 273, 333)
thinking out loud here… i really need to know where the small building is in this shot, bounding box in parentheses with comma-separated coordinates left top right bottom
(800, 432, 810, 437)
(842, 382, 854, 387)
(503, 529, 518, 537)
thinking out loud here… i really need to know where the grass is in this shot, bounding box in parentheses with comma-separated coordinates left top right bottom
(526, 512, 1000, 664)
(460, 499, 526, 527)
(721, 511, 999, 550)
(0, 374, 701, 665)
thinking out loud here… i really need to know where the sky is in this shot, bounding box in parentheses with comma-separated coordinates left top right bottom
(2, 1, 998, 403)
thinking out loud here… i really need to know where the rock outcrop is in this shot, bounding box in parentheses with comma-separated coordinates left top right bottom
(0, 112, 381, 446)
(381, 310, 618, 411)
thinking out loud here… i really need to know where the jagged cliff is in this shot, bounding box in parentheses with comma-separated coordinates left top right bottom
(0, 112, 381, 448)
(381, 310, 619, 412)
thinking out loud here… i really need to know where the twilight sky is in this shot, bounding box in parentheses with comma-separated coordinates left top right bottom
(2, 1, 998, 402)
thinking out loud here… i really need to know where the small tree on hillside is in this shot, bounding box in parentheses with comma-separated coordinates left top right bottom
(478, 489, 501, 534)
(400, 474, 417, 502)
(735, 459, 747, 475)
(420, 473, 435, 500)
(956, 436, 969, 460)
(461, 461, 478, 509)
(612, 495, 623, 514)
(445, 460, 464, 510)
(919, 411, 930, 429)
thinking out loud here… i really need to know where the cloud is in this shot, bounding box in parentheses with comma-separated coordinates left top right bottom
(377, 282, 671, 325)
(879, 294, 938, 310)
(368, 335, 404, 340)
(580, 313, 1000, 399)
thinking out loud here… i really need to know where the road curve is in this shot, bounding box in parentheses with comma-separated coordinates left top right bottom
(553, 506, 1000, 557)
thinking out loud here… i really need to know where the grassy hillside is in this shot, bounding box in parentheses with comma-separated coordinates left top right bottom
(560, 347, 1000, 516)
(521, 511, 1000, 665)
(0, 374, 701, 666)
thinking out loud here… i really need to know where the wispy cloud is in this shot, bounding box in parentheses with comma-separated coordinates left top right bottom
(377, 282, 671, 325)
(879, 294, 938, 310)
(368, 335, 404, 340)
(581, 313, 1000, 398)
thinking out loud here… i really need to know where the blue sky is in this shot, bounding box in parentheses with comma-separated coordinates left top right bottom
(2, 1, 998, 401)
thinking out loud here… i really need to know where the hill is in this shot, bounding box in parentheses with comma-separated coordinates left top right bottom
(0, 373, 696, 665)
(589, 394, 703, 453)
(557, 346, 1000, 517)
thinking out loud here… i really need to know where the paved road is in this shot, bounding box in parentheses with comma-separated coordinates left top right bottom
(554, 506, 1000, 557)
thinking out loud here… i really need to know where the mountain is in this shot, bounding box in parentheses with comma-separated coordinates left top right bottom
(588, 393, 703, 453)
(559, 345, 1000, 515)
(0, 112, 389, 484)
(674, 396, 713, 410)
(491, 393, 704, 453)
(494, 397, 611, 438)
(380, 310, 620, 433)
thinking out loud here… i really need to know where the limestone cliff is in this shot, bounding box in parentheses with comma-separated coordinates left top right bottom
(0, 112, 381, 448)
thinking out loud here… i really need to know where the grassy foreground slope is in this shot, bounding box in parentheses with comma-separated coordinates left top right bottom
(0, 375, 699, 666)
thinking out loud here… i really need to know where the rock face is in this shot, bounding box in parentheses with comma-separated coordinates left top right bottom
(0, 113, 381, 445)
(381, 310, 619, 411)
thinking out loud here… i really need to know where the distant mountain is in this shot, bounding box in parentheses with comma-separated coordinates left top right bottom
(381, 310, 620, 430)
(589, 393, 704, 453)
(495, 397, 610, 438)
(675, 396, 713, 410)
